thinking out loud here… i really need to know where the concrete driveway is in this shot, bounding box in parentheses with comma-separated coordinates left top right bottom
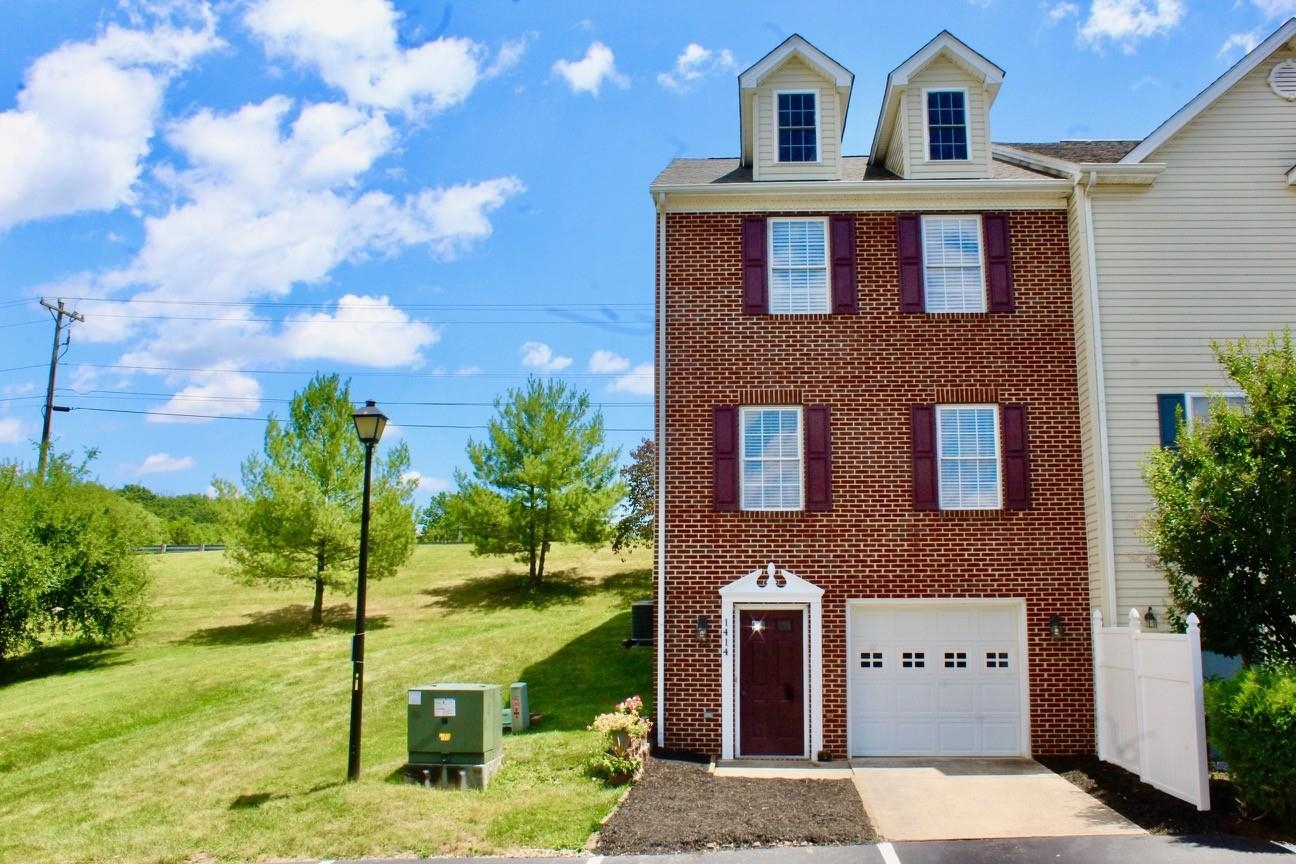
(850, 758, 1146, 841)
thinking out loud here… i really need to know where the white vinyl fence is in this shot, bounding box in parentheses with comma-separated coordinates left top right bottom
(1091, 608, 1210, 810)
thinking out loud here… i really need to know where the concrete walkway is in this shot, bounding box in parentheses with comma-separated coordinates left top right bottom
(850, 758, 1146, 841)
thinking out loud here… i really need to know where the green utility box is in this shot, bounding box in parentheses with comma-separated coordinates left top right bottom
(407, 683, 501, 766)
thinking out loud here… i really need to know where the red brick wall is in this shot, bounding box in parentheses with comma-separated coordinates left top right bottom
(657, 208, 1092, 757)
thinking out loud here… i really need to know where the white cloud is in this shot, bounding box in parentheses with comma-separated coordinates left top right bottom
(1079, 0, 1185, 53)
(608, 362, 653, 396)
(588, 349, 630, 373)
(657, 43, 736, 92)
(403, 470, 451, 494)
(148, 370, 262, 423)
(553, 41, 628, 95)
(0, 6, 221, 228)
(245, 0, 487, 112)
(520, 341, 572, 372)
(1047, 2, 1080, 22)
(484, 35, 532, 79)
(1218, 30, 1263, 60)
(279, 294, 439, 367)
(135, 452, 196, 475)
(0, 417, 25, 445)
(1249, 0, 1296, 17)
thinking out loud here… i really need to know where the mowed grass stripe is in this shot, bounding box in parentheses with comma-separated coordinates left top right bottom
(0, 544, 652, 863)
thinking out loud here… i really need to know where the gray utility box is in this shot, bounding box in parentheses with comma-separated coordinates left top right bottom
(408, 683, 501, 766)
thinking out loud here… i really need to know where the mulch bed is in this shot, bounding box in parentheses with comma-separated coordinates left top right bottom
(592, 754, 877, 855)
(1038, 755, 1295, 843)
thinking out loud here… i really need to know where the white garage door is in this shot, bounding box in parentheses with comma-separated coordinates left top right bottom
(849, 603, 1025, 757)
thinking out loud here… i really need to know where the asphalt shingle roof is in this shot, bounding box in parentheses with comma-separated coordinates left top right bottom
(651, 154, 1056, 187)
(1000, 140, 1141, 163)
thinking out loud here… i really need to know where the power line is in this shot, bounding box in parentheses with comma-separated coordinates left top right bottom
(54, 296, 650, 310)
(54, 387, 652, 408)
(64, 362, 651, 380)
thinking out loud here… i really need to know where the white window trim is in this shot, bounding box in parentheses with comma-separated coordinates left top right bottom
(936, 404, 1002, 511)
(921, 214, 986, 313)
(768, 217, 830, 315)
(922, 87, 971, 164)
(739, 405, 804, 511)
(774, 89, 822, 165)
(1184, 390, 1246, 429)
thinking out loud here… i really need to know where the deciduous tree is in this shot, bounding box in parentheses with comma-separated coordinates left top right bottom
(221, 374, 416, 626)
(449, 377, 622, 584)
(1144, 331, 1296, 665)
(612, 438, 655, 553)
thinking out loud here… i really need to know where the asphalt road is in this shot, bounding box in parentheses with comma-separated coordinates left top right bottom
(327, 834, 1295, 864)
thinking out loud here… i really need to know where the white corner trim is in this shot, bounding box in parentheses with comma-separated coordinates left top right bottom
(1123, 18, 1296, 164)
(654, 194, 667, 749)
(719, 565, 824, 761)
(1076, 181, 1118, 622)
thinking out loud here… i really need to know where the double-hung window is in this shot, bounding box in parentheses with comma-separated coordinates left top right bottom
(922, 215, 985, 312)
(740, 407, 803, 511)
(769, 218, 829, 313)
(777, 92, 818, 162)
(936, 405, 1001, 510)
(927, 90, 969, 161)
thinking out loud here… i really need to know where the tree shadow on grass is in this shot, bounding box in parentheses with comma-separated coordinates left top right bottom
(516, 610, 653, 732)
(424, 566, 653, 613)
(180, 604, 391, 647)
(0, 641, 128, 688)
(423, 567, 594, 612)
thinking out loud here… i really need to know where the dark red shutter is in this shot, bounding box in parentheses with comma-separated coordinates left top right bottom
(714, 405, 739, 511)
(911, 404, 938, 510)
(897, 214, 924, 313)
(804, 405, 832, 511)
(830, 216, 857, 314)
(983, 213, 1015, 313)
(742, 218, 767, 315)
(1001, 404, 1030, 510)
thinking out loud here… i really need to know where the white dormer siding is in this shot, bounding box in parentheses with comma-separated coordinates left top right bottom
(901, 56, 992, 179)
(754, 56, 843, 181)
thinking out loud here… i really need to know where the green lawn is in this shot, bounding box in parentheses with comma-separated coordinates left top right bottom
(0, 544, 653, 863)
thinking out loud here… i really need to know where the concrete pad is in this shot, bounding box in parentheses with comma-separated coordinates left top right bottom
(712, 759, 854, 779)
(850, 758, 1146, 841)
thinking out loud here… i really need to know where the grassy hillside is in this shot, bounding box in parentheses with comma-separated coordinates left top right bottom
(0, 544, 653, 863)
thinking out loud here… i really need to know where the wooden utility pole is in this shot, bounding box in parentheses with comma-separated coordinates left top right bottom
(38, 298, 84, 480)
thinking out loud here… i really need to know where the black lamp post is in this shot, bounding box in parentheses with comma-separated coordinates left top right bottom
(348, 399, 387, 782)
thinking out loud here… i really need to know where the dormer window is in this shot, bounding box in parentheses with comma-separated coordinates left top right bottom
(926, 90, 968, 161)
(777, 92, 818, 162)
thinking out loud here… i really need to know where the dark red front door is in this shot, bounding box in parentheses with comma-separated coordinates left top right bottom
(739, 609, 804, 756)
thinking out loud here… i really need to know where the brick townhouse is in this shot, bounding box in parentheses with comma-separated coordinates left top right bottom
(650, 32, 1091, 761)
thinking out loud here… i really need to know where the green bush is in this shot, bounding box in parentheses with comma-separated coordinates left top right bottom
(1205, 665, 1296, 825)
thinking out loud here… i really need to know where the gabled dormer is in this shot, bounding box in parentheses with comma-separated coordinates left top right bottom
(870, 31, 1003, 180)
(739, 35, 853, 181)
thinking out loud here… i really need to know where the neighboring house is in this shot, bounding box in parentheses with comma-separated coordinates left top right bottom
(996, 17, 1296, 631)
(650, 33, 1093, 761)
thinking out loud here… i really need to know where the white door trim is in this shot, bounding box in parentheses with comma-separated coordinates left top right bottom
(720, 564, 824, 761)
(845, 598, 1031, 757)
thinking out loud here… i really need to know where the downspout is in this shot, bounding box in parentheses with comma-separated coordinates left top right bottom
(654, 191, 668, 749)
(1079, 172, 1119, 623)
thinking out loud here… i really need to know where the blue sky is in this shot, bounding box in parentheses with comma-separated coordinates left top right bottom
(1, 0, 1291, 501)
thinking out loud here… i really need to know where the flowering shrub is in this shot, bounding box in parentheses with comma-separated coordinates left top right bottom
(588, 694, 651, 784)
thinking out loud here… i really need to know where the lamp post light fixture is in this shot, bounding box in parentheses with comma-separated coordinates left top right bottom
(347, 399, 387, 782)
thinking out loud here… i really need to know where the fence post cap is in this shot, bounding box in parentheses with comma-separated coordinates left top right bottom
(1128, 607, 1142, 630)
(1186, 612, 1200, 628)
(1091, 608, 1104, 627)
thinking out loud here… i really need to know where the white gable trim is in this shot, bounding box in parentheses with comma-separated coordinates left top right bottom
(1122, 18, 1296, 164)
(870, 30, 1005, 166)
(719, 563, 824, 761)
(739, 35, 853, 89)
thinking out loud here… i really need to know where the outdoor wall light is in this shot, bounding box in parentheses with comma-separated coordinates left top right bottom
(1144, 606, 1159, 629)
(696, 615, 711, 641)
(1049, 613, 1067, 640)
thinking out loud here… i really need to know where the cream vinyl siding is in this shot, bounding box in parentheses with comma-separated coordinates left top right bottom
(903, 57, 991, 179)
(1067, 191, 1107, 613)
(755, 56, 841, 181)
(884, 108, 908, 178)
(1091, 46, 1296, 614)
